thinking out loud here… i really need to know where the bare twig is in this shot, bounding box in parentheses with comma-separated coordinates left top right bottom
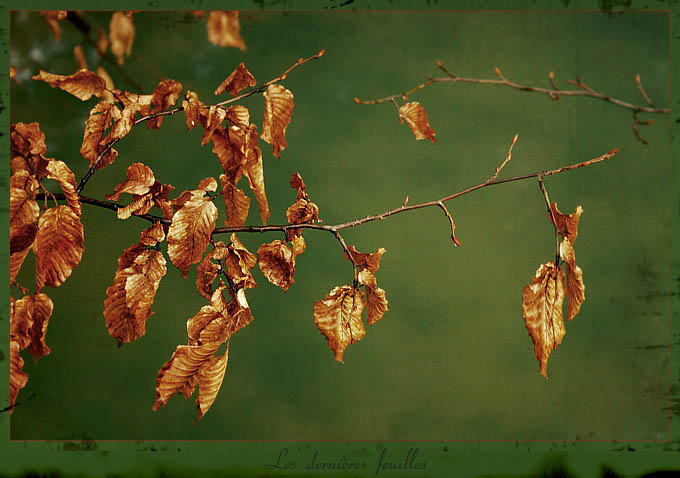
(632, 111, 651, 145)
(436, 201, 461, 247)
(634, 74, 654, 107)
(488, 133, 518, 182)
(355, 60, 669, 116)
(538, 176, 560, 265)
(332, 230, 358, 288)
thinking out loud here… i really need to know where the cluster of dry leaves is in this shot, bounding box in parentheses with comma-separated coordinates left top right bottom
(9, 27, 389, 421)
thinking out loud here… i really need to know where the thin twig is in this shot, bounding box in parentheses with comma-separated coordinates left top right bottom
(488, 133, 518, 182)
(436, 201, 461, 247)
(538, 176, 560, 266)
(634, 74, 654, 107)
(632, 111, 651, 145)
(332, 230, 358, 288)
(355, 61, 668, 116)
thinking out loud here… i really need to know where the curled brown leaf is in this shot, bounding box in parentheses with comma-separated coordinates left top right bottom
(214, 63, 256, 97)
(313, 285, 366, 363)
(147, 79, 183, 129)
(35, 206, 85, 290)
(257, 240, 295, 292)
(559, 238, 585, 321)
(358, 269, 388, 325)
(344, 246, 386, 274)
(33, 69, 107, 101)
(399, 102, 436, 142)
(261, 84, 294, 158)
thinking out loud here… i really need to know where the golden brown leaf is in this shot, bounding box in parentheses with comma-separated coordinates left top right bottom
(74, 45, 88, 70)
(207, 11, 246, 50)
(224, 234, 258, 290)
(286, 198, 319, 225)
(10, 171, 40, 233)
(41, 11, 67, 41)
(225, 105, 250, 129)
(313, 285, 367, 363)
(104, 246, 167, 346)
(522, 262, 566, 379)
(196, 245, 226, 300)
(9, 341, 29, 415)
(139, 221, 166, 246)
(46, 160, 81, 216)
(261, 84, 294, 158)
(10, 248, 31, 285)
(358, 269, 388, 325)
(106, 163, 156, 201)
(167, 190, 219, 278)
(147, 79, 183, 129)
(116, 195, 154, 220)
(12, 293, 54, 362)
(549, 203, 583, 245)
(242, 127, 270, 224)
(398, 102, 436, 142)
(33, 69, 107, 101)
(344, 246, 386, 274)
(10, 223, 38, 255)
(214, 63, 256, 97)
(110, 12, 135, 65)
(97, 66, 115, 90)
(560, 238, 585, 321)
(220, 175, 250, 228)
(187, 287, 232, 345)
(200, 105, 227, 146)
(80, 101, 118, 170)
(35, 206, 85, 290)
(257, 240, 295, 292)
(183, 91, 202, 131)
(290, 235, 306, 257)
(195, 347, 229, 423)
(11, 122, 46, 157)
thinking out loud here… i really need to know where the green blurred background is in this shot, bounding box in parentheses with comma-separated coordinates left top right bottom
(7, 10, 670, 441)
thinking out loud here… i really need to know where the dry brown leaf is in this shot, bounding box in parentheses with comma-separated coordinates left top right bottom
(286, 198, 320, 225)
(313, 285, 367, 363)
(214, 63, 256, 97)
(10, 248, 31, 285)
(12, 293, 54, 362)
(242, 127, 269, 224)
(35, 206, 85, 290)
(344, 245, 386, 274)
(10, 223, 38, 256)
(358, 269, 388, 325)
(261, 84, 294, 158)
(104, 246, 167, 346)
(107, 163, 156, 201)
(200, 105, 228, 146)
(80, 101, 119, 170)
(399, 102, 436, 142)
(116, 195, 154, 220)
(187, 287, 232, 345)
(224, 234, 258, 290)
(207, 11, 246, 50)
(139, 221, 166, 246)
(220, 175, 250, 227)
(46, 160, 81, 217)
(147, 79, 183, 129)
(167, 189, 218, 278)
(196, 244, 226, 300)
(73, 45, 88, 70)
(9, 341, 29, 415)
(11, 122, 47, 157)
(559, 238, 585, 321)
(110, 12, 135, 65)
(290, 235, 306, 257)
(41, 11, 67, 41)
(33, 69, 107, 101)
(257, 240, 295, 292)
(10, 171, 40, 234)
(97, 67, 115, 90)
(225, 105, 250, 129)
(522, 262, 566, 379)
(549, 203, 583, 245)
(195, 347, 229, 422)
(183, 91, 202, 131)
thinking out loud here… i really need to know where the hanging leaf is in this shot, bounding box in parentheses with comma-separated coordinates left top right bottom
(80, 101, 118, 170)
(10, 122, 47, 157)
(214, 63, 257, 97)
(224, 234, 258, 290)
(549, 203, 583, 244)
(344, 245, 386, 274)
(147, 79, 183, 129)
(398, 102, 436, 142)
(242, 127, 270, 224)
(46, 160, 81, 217)
(10, 171, 40, 232)
(167, 185, 218, 278)
(220, 176, 250, 228)
(74, 45, 88, 70)
(12, 293, 54, 362)
(35, 206, 85, 290)
(33, 69, 107, 101)
(107, 163, 156, 200)
(522, 262, 566, 379)
(194, 348, 229, 423)
(261, 84, 294, 158)
(225, 105, 250, 129)
(257, 240, 295, 292)
(358, 269, 388, 325)
(207, 11, 246, 50)
(200, 105, 227, 146)
(313, 285, 366, 363)
(559, 238, 585, 321)
(183, 91, 202, 131)
(110, 11, 135, 65)
(9, 341, 29, 415)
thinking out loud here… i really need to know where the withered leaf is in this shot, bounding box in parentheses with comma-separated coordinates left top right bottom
(147, 79, 183, 129)
(261, 84, 294, 158)
(207, 11, 246, 50)
(116, 195, 154, 220)
(11, 122, 46, 157)
(167, 188, 218, 278)
(35, 206, 85, 290)
(33, 69, 107, 101)
(313, 285, 367, 363)
(187, 286, 232, 345)
(214, 63, 256, 97)
(344, 245, 386, 274)
(183, 91, 201, 131)
(195, 348, 229, 423)
(139, 221, 166, 246)
(46, 160, 81, 217)
(358, 269, 388, 325)
(9, 341, 29, 415)
(560, 238, 585, 321)
(549, 203, 583, 245)
(41, 11, 67, 41)
(196, 244, 226, 300)
(74, 45, 88, 70)
(290, 234, 306, 257)
(522, 262, 566, 379)
(220, 176, 250, 228)
(242, 127, 270, 224)
(12, 293, 54, 362)
(200, 105, 227, 147)
(399, 102, 436, 142)
(225, 105, 250, 129)
(257, 240, 295, 292)
(10, 170, 40, 232)
(110, 12, 135, 65)
(104, 246, 167, 346)
(10, 223, 38, 255)
(211, 128, 244, 185)
(80, 101, 118, 170)
(10, 248, 31, 284)
(286, 198, 320, 225)
(224, 234, 258, 290)
(106, 163, 156, 201)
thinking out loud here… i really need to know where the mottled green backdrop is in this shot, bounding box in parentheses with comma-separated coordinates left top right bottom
(7, 9, 670, 443)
